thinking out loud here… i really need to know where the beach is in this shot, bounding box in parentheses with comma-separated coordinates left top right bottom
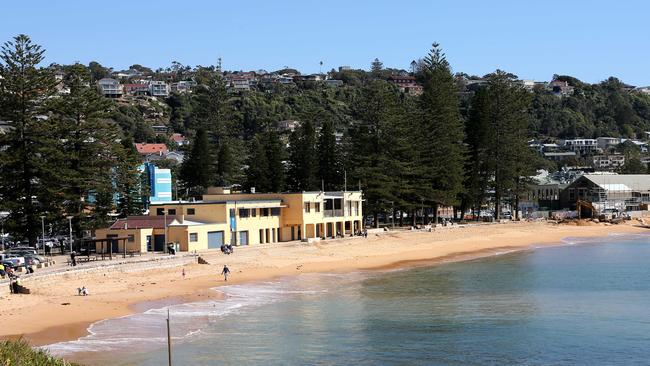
(0, 220, 647, 348)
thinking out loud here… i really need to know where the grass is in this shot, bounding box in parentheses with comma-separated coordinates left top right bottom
(0, 338, 82, 366)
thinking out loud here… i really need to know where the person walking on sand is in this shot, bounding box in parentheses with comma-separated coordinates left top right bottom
(221, 265, 230, 282)
(182, 268, 186, 279)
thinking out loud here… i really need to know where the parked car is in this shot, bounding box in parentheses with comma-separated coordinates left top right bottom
(6, 246, 36, 255)
(1, 260, 17, 269)
(10, 253, 44, 265)
(4, 257, 25, 268)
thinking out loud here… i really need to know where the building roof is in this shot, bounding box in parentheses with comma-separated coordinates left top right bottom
(170, 133, 186, 143)
(168, 219, 212, 227)
(135, 143, 169, 155)
(581, 174, 650, 192)
(109, 216, 174, 230)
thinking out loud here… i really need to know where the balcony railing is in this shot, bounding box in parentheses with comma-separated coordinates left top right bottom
(323, 209, 344, 217)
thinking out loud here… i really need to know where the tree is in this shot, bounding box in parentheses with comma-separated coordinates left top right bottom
(461, 87, 491, 219)
(244, 135, 271, 192)
(49, 63, 118, 232)
(484, 70, 534, 219)
(317, 119, 341, 190)
(0, 34, 58, 244)
(349, 80, 414, 227)
(414, 43, 466, 226)
(620, 155, 646, 174)
(371, 58, 383, 76)
(287, 120, 318, 191)
(190, 74, 243, 187)
(266, 131, 286, 192)
(88, 61, 109, 82)
(180, 128, 213, 196)
(114, 138, 146, 217)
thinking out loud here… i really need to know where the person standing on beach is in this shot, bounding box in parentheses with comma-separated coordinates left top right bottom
(221, 265, 230, 282)
(182, 268, 186, 279)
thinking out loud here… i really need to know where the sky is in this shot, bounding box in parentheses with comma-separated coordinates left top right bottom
(1, 0, 649, 85)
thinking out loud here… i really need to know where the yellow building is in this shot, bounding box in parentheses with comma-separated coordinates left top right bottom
(95, 187, 364, 253)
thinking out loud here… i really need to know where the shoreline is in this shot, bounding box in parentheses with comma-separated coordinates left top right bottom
(1, 221, 647, 348)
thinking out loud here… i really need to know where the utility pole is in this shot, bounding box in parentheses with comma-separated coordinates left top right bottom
(167, 309, 172, 366)
(66, 216, 74, 253)
(40, 215, 45, 255)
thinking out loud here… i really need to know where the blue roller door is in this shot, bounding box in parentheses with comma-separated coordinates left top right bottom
(208, 231, 224, 249)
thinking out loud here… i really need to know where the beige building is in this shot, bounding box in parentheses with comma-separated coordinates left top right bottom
(95, 187, 364, 253)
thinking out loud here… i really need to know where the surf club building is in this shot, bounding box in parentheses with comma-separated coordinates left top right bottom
(95, 187, 364, 253)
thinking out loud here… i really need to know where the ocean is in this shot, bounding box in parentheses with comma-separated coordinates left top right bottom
(47, 233, 650, 365)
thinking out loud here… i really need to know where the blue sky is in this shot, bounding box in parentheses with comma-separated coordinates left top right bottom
(2, 0, 648, 85)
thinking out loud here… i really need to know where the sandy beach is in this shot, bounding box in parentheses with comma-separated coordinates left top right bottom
(0, 220, 647, 347)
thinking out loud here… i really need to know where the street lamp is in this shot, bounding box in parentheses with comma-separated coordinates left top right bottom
(0, 212, 7, 251)
(40, 215, 46, 255)
(66, 216, 74, 253)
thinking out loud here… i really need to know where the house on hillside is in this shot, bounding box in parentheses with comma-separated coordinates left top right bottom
(170, 133, 188, 146)
(562, 139, 598, 156)
(123, 83, 149, 96)
(134, 143, 169, 158)
(596, 137, 622, 150)
(170, 80, 196, 93)
(549, 79, 575, 96)
(388, 75, 423, 96)
(113, 68, 144, 79)
(592, 154, 625, 171)
(97, 78, 123, 98)
(149, 81, 170, 97)
(277, 120, 301, 133)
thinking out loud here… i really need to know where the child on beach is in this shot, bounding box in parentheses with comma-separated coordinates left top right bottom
(221, 265, 230, 282)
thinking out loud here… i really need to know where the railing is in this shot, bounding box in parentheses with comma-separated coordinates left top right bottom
(323, 209, 344, 217)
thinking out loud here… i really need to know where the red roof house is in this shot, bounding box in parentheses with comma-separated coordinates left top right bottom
(134, 143, 169, 156)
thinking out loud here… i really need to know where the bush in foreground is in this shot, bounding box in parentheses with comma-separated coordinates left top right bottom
(0, 339, 81, 366)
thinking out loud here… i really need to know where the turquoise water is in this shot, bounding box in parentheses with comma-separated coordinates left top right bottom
(50, 234, 650, 365)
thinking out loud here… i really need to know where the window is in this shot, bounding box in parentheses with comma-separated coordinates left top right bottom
(187, 208, 195, 215)
(156, 208, 165, 215)
(261, 208, 270, 216)
(315, 202, 321, 212)
(128, 235, 135, 243)
(271, 207, 281, 216)
(251, 208, 257, 217)
(305, 202, 311, 213)
(168, 209, 176, 215)
(189, 233, 198, 242)
(239, 208, 250, 218)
